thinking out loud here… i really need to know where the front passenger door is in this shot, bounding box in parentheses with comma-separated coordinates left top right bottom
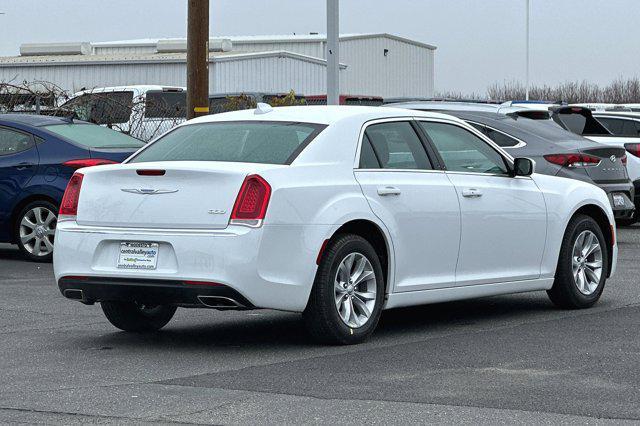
(0, 127, 39, 239)
(418, 120, 547, 286)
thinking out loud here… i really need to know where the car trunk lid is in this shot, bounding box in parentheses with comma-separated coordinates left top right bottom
(76, 161, 279, 229)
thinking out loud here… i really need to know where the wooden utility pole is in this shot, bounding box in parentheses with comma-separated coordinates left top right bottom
(187, 0, 209, 119)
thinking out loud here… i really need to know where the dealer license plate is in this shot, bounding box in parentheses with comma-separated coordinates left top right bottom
(117, 242, 159, 270)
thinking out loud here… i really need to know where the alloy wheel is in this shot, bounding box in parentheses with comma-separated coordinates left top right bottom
(571, 230, 603, 295)
(334, 252, 377, 328)
(19, 207, 57, 257)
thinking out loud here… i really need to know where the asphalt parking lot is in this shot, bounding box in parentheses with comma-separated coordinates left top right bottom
(0, 226, 639, 425)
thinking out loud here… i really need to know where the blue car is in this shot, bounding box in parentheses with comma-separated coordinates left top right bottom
(0, 114, 144, 261)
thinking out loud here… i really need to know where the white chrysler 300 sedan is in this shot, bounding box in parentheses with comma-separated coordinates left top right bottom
(54, 105, 618, 344)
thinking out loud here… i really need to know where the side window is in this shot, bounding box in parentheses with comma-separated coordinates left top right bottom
(418, 121, 509, 175)
(597, 117, 625, 135)
(484, 127, 522, 148)
(0, 128, 34, 156)
(359, 134, 380, 168)
(468, 122, 487, 134)
(362, 121, 431, 170)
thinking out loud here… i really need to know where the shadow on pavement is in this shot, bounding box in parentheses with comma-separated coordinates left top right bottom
(70, 293, 559, 350)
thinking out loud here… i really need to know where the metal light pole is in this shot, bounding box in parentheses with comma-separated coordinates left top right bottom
(525, 0, 530, 100)
(327, 0, 340, 105)
(187, 0, 210, 119)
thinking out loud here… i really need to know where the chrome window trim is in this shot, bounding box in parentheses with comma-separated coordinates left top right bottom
(353, 116, 523, 180)
(413, 118, 522, 178)
(353, 116, 436, 171)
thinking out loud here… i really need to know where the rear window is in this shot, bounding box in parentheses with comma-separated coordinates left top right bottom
(61, 92, 133, 125)
(144, 91, 186, 118)
(129, 121, 326, 165)
(557, 113, 587, 134)
(44, 123, 145, 148)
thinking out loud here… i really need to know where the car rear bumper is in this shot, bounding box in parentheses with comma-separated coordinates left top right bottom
(53, 221, 331, 312)
(597, 181, 636, 219)
(58, 276, 255, 309)
(634, 179, 640, 207)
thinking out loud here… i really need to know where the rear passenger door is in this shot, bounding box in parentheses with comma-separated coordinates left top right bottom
(417, 120, 547, 286)
(354, 119, 461, 292)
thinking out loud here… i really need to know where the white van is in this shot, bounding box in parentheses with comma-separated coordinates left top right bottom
(60, 85, 186, 142)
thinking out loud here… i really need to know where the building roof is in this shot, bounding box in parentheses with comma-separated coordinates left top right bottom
(0, 50, 348, 68)
(92, 33, 437, 50)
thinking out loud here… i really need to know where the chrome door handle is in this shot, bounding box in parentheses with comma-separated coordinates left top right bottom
(377, 186, 401, 196)
(462, 188, 483, 198)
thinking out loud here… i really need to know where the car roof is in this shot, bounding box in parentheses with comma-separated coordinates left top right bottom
(445, 110, 587, 144)
(186, 105, 462, 126)
(386, 101, 502, 112)
(71, 85, 186, 97)
(0, 113, 87, 127)
(592, 111, 640, 119)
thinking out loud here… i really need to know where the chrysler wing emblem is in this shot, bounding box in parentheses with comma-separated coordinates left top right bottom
(121, 188, 179, 195)
(610, 155, 617, 163)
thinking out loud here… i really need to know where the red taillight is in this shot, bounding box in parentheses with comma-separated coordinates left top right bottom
(59, 173, 84, 219)
(137, 169, 166, 176)
(63, 158, 118, 169)
(625, 143, 640, 158)
(544, 153, 601, 168)
(230, 174, 271, 226)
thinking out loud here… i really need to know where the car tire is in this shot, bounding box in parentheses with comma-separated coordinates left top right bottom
(101, 301, 177, 332)
(14, 200, 58, 263)
(547, 214, 609, 309)
(303, 234, 385, 345)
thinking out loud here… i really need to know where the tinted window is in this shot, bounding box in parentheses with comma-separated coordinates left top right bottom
(363, 122, 431, 170)
(484, 127, 521, 147)
(359, 134, 380, 168)
(469, 122, 487, 134)
(209, 95, 257, 114)
(596, 117, 639, 137)
(62, 92, 133, 125)
(0, 128, 34, 156)
(419, 122, 509, 175)
(145, 91, 186, 118)
(130, 121, 325, 165)
(44, 124, 144, 149)
(557, 113, 587, 134)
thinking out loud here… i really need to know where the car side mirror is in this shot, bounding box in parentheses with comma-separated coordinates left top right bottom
(513, 157, 535, 177)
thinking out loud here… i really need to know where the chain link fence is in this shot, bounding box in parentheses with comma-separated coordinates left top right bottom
(1, 82, 310, 143)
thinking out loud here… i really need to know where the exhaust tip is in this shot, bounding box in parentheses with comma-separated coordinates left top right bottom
(63, 289, 84, 300)
(197, 295, 245, 309)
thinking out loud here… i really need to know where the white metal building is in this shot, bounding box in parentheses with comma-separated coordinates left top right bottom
(0, 33, 435, 98)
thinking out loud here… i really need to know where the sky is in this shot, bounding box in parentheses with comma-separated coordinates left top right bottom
(0, 0, 638, 95)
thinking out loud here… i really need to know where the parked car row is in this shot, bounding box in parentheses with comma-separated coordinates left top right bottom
(0, 98, 626, 344)
(1, 97, 638, 264)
